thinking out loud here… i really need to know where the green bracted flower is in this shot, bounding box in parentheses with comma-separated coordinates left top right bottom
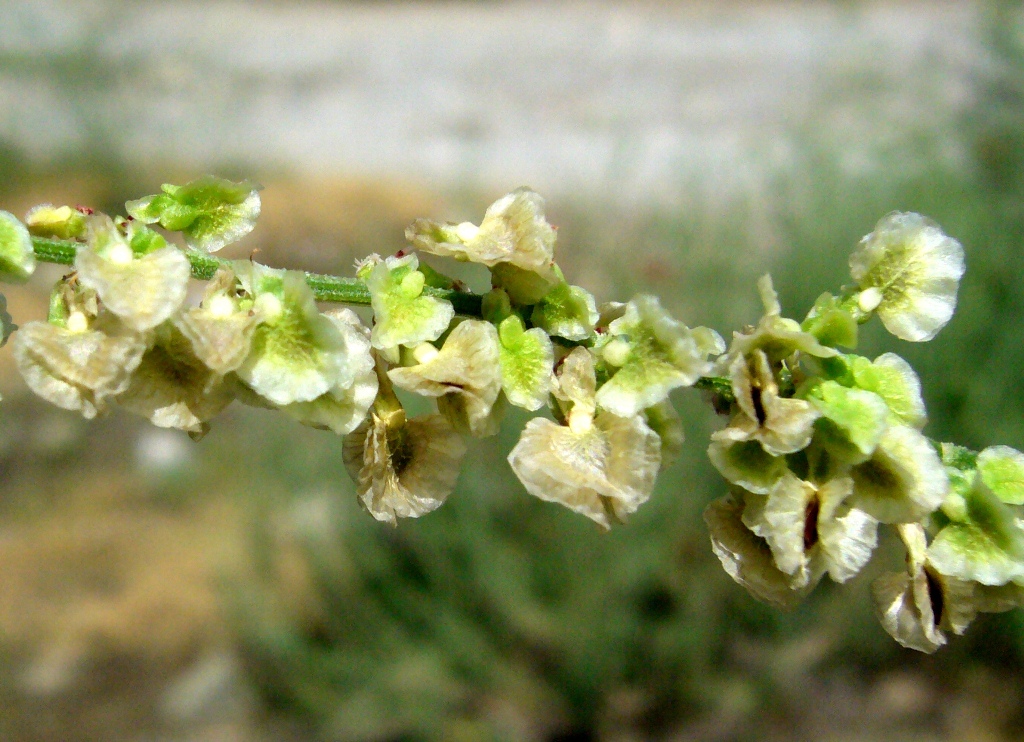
(595, 294, 724, 418)
(704, 492, 814, 610)
(407, 187, 558, 284)
(126, 175, 262, 253)
(24, 204, 87, 240)
(530, 278, 599, 342)
(848, 424, 948, 523)
(707, 438, 788, 494)
(0, 293, 14, 348)
(850, 352, 927, 430)
(388, 320, 503, 437)
(497, 315, 554, 412)
(0, 210, 36, 283)
(116, 322, 235, 437)
(235, 263, 371, 406)
(75, 215, 191, 332)
(508, 348, 661, 529)
(801, 291, 858, 348)
(873, 523, 977, 654)
(929, 473, 1024, 586)
(807, 380, 890, 461)
(745, 473, 878, 588)
(360, 252, 454, 353)
(281, 309, 379, 436)
(977, 445, 1024, 505)
(849, 212, 965, 342)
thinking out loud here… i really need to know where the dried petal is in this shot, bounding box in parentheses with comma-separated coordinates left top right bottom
(174, 268, 260, 375)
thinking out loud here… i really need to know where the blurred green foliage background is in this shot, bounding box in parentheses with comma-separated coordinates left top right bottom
(3, 1, 1024, 740)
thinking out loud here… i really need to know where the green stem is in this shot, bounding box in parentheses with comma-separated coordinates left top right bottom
(31, 236, 483, 317)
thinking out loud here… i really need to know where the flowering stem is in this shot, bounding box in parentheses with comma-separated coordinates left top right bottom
(30, 235, 484, 317)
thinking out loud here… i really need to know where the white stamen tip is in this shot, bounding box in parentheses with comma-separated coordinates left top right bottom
(207, 294, 235, 318)
(108, 243, 134, 265)
(858, 287, 884, 313)
(66, 311, 89, 333)
(454, 222, 480, 242)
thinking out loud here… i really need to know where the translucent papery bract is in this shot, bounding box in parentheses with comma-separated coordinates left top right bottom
(728, 276, 837, 364)
(977, 445, 1024, 505)
(343, 412, 467, 525)
(116, 323, 234, 435)
(497, 315, 554, 411)
(850, 212, 965, 342)
(873, 523, 977, 653)
(707, 439, 788, 495)
(0, 210, 36, 283)
(704, 493, 813, 610)
(491, 262, 559, 306)
(808, 380, 889, 461)
(714, 350, 820, 456)
(236, 264, 363, 406)
(752, 473, 877, 588)
(644, 399, 685, 470)
(0, 293, 14, 347)
(364, 253, 454, 352)
(76, 216, 190, 332)
(596, 295, 724, 418)
(848, 424, 948, 523)
(928, 475, 1024, 586)
(553, 346, 597, 413)
(126, 176, 261, 253)
(25, 204, 86, 240)
(851, 353, 927, 430)
(281, 309, 378, 435)
(531, 282, 599, 342)
(13, 318, 147, 419)
(173, 268, 260, 375)
(802, 292, 858, 349)
(407, 188, 557, 281)
(388, 320, 502, 437)
(507, 412, 661, 530)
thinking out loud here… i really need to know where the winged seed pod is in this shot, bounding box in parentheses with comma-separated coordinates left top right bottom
(360, 252, 454, 354)
(388, 320, 502, 437)
(75, 216, 191, 332)
(343, 410, 466, 525)
(173, 267, 261, 375)
(850, 352, 927, 430)
(595, 295, 724, 418)
(0, 210, 37, 283)
(407, 188, 558, 285)
(507, 347, 661, 529)
(850, 212, 965, 342)
(497, 314, 554, 412)
(530, 278, 599, 341)
(126, 175, 261, 253)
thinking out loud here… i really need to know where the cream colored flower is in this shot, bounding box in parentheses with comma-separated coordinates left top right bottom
(850, 212, 965, 342)
(712, 350, 820, 456)
(388, 320, 502, 437)
(343, 410, 466, 525)
(173, 267, 261, 375)
(507, 348, 661, 529)
(873, 523, 977, 653)
(75, 216, 191, 332)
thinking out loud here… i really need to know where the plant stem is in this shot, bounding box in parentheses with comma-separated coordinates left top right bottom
(31, 236, 484, 316)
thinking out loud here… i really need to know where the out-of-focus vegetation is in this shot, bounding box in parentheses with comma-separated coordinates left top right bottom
(4, 2, 1024, 741)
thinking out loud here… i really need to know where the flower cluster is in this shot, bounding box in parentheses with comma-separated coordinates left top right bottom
(2, 180, 1022, 653)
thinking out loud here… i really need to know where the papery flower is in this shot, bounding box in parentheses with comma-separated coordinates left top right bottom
(745, 473, 878, 588)
(174, 267, 261, 375)
(116, 323, 234, 436)
(281, 308, 378, 435)
(850, 352, 927, 430)
(712, 350, 820, 456)
(24, 204, 86, 240)
(0, 210, 36, 283)
(360, 252, 454, 353)
(801, 291, 858, 349)
(126, 175, 262, 253)
(497, 314, 554, 411)
(407, 188, 557, 283)
(507, 348, 661, 528)
(806, 380, 889, 462)
(850, 212, 965, 342)
(235, 263, 374, 406)
(595, 295, 724, 418)
(848, 424, 948, 523)
(704, 492, 813, 609)
(388, 320, 502, 436)
(13, 286, 147, 419)
(343, 410, 466, 525)
(707, 438, 788, 495)
(530, 279, 599, 341)
(873, 523, 977, 653)
(75, 216, 190, 332)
